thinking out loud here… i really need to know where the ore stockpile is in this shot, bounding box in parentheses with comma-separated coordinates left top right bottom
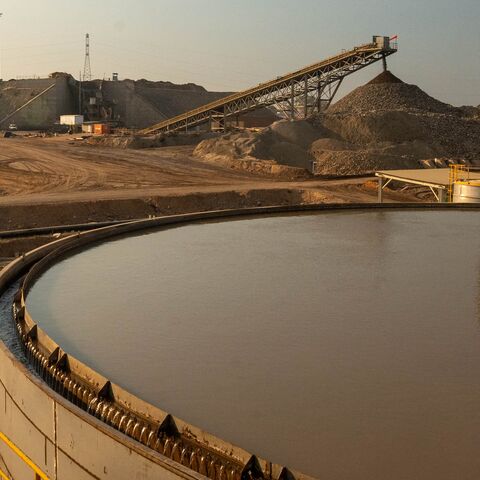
(195, 72, 480, 176)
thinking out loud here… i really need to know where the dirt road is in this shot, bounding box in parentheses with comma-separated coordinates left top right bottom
(0, 136, 263, 197)
(0, 135, 422, 232)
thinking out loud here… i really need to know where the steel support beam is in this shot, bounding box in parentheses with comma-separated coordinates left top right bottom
(304, 76, 309, 118)
(382, 54, 387, 72)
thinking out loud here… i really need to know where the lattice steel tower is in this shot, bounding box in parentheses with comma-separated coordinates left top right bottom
(83, 33, 92, 81)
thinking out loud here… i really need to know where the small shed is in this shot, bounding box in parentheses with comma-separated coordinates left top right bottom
(60, 115, 84, 126)
(82, 122, 111, 135)
(94, 123, 111, 135)
(82, 122, 95, 134)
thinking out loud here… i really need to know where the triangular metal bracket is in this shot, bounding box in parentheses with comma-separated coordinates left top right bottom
(16, 306, 25, 322)
(279, 467, 296, 480)
(157, 414, 180, 438)
(27, 324, 38, 341)
(56, 353, 70, 373)
(48, 347, 60, 366)
(241, 455, 264, 480)
(98, 381, 115, 402)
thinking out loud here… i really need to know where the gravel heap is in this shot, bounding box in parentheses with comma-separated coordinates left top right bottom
(325, 71, 480, 160)
(366, 70, 403, 85)
(194, 71, 480, 177)
(329, 73, 454, 115)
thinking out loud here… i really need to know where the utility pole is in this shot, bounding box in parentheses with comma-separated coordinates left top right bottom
(0, 13, 3, 81)
(79, 71, 82, 115)
(83, 33, 92, 81)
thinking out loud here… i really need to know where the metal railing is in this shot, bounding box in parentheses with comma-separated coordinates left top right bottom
(0, 431, 49, 480)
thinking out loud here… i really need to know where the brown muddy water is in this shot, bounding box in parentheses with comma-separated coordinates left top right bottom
(27, 210, 480, 479)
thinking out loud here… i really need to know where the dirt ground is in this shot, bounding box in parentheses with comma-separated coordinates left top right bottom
(0, 135, 421, 203)
(0, 134, 427, 259)
(0, 135, 263, 198)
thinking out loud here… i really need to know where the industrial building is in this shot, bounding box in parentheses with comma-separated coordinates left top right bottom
(0, 74, 277, 132)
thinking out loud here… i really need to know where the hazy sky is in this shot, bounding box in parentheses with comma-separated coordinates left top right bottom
(0, 0, 479, 105)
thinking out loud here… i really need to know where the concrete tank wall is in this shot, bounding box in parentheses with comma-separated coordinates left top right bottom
(0, 222, 220, 480)
(0, 340, 204, 480)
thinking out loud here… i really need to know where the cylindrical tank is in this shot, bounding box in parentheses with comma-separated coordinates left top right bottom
(453, 183, 480, 203)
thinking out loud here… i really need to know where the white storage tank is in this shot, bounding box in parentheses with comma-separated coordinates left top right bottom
(453, 183, 480, 203)
(60, 115, 84, 126)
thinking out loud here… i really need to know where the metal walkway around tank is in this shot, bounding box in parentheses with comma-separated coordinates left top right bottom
(139, 36, 398, 135)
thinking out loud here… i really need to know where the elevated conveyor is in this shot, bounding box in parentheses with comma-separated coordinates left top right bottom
(139, 35, 398, 135)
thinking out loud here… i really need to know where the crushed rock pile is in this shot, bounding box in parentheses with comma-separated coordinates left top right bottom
(366, 70, 403, 85)
(329, 72, 453, 115)
(195, 71, 480, 176)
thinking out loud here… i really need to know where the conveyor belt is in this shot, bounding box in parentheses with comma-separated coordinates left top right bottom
(139, 36, 397, 135)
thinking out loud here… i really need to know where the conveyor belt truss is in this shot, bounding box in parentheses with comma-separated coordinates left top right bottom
(139, 36, 397, 135)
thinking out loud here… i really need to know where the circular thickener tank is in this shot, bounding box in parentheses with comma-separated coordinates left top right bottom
(27, 210, 480, 480)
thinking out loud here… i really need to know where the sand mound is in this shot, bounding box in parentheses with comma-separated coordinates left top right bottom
(269, 120, 324, 149)
(194, 120, 319, 176)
